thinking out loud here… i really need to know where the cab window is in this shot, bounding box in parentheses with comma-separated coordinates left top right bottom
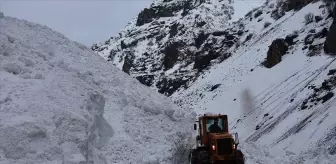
(206, 118, 225, 133)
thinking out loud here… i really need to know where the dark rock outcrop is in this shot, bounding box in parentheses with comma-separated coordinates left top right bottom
(136, 75, 155, 86)
(324, 19, 336, 55)
(195, 32, 209, 48)
(194, 50, 220, 71)
(285, 0, 313, 11)
(285, 34, 299, 46)
(122, 52, 134, 74)
(315, 15, 323, 23)
(263, 39, 288, 68)
(156, 77, 190, 96)
(93, 0, 237, 96)
(136, 8, 157, 26)
(136, 0, 207, 26)
(162, 42, 182, 70)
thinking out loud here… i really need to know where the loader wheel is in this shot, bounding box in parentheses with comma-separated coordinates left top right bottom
(190, 149, 197, 164)
(235, 150, 245, 164)
(197, 150, 210, 164)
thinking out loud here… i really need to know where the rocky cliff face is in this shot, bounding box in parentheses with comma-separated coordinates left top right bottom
(92, 0, 238, 96)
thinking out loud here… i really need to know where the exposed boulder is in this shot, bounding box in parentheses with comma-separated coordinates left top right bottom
(263, 39, 288, 68)
(324, 23, 336, 55)
(324, 6, 336, 55)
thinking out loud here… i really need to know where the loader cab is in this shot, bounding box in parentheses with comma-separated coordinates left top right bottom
(195, 115, 229, 146)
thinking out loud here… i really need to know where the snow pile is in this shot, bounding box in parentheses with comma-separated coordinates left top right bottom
(0, 13, 194, 164)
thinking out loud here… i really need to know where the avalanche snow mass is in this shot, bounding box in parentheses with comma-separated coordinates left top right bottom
(0, 12, 194, 164)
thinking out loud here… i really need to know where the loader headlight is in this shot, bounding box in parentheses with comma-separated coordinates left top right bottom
(233, 144, 236, 149)
(212, 145, 216, 151)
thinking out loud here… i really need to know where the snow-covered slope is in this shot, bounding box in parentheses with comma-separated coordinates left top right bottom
(172, 0, 336, 162)
(0, 12, 194, 164)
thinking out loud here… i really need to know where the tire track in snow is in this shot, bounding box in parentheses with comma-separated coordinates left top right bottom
(246, 59, 336, 142)
(273, 97, 336, 146)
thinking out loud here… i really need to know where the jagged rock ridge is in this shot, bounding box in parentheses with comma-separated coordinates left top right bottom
(92, 0, 237, 96)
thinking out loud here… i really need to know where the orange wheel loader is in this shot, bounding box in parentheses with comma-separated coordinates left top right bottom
(189, 114, 245, 164)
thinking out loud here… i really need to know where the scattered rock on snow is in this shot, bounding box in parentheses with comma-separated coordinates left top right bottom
(210, 84, 221, 91)
(301, 76, 336, 110)
(256, 125, 261, 130)
(315, 15, 323, 23)
(254, 10, 263, 18)
(305, 34, 315, 45)
(263, 113, 269, 118)
(322, 92, 334, 103)
(328, 69, 336, 75)
(285, 33, 299, 46)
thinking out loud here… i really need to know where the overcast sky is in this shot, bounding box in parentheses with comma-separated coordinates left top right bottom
(0, 0, 152, 46)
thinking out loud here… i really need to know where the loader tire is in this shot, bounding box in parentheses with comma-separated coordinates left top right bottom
(190, 149, 197, 164)
(235, 150, 245, 164)
(197, 150, 210, 164)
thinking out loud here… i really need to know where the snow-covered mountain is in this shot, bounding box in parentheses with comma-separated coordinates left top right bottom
(0, 12, 194, 164)
(94, 0, 336, 163)
(92, 0, 238, 96)
(172, 0, 336, 162)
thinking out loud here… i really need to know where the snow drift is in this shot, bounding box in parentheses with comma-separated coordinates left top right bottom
(0, 12, 194, 164)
